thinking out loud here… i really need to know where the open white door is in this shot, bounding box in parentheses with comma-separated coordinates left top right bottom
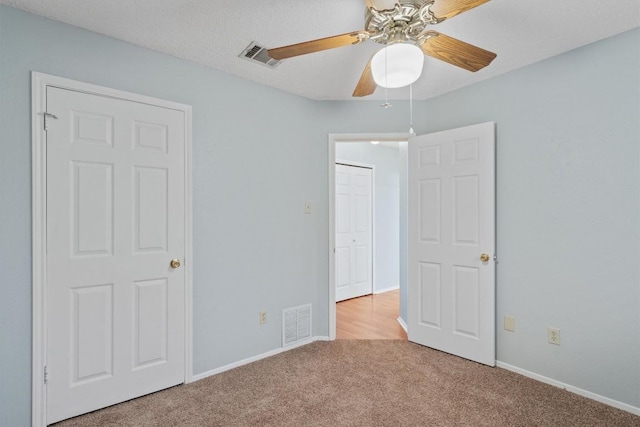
(335, 163, 373, 301)
(407, 122, 495, 366)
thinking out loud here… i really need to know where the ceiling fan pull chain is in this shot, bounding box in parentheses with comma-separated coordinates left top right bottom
(385, 48, 391, 107)
(409, 84, 415, 134)
(385, 46, 388, 88)
(381, 86, 392, 108)
(381, 47, 392, 108)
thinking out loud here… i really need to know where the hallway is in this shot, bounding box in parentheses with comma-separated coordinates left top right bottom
(336, 289, 407, 340)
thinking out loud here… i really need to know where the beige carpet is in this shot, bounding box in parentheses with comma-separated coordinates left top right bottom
(55, 340, 639, 426)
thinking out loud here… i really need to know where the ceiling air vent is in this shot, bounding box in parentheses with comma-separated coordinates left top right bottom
(239, 41, 281, 68)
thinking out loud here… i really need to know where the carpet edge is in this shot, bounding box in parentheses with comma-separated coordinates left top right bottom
(496, 360, 640, 416)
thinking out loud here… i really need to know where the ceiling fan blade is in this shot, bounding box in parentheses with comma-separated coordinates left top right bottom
(420, 31, 496, 72)
(268, 32, 365, 60)
(430, 0, 491, 20)
(353, 59, 377, 97)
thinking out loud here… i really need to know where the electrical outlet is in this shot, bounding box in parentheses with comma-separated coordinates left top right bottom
(504, 316, 515, 332)
(259, 311, 267, 324)
(547, 327, 560, 345)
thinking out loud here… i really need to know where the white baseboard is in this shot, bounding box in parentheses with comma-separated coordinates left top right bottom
(191, 336, 329, 382)
(397, 316, 408, 333)
(374, 285, 399, 294)
(496, 361, 640, 416)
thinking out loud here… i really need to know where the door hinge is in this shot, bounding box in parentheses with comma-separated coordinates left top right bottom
(43, 112, 58, 131)
(44, 365, 48, 384)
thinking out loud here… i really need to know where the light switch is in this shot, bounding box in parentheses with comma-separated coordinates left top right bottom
(504, 315, 515, 332)
(304, 202, 312, 214)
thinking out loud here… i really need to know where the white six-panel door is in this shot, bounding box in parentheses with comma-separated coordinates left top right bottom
(335, 163, 373, 302)
(408, 122, 495, 366)
(45, 86, 186, 423)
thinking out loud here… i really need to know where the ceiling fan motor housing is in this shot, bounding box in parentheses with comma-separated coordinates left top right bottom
(365, 0, 442, 46)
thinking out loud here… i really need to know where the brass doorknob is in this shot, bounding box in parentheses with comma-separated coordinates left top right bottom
(170, 258, 181, 269)
(480, 253, 490, 263)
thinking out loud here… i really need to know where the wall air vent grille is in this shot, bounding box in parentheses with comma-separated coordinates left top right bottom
(282, 304, 312, 346)
(239, 41, 281, 68)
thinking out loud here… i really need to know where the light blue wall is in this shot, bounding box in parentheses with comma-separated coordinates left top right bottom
(335, 143, 401, 292)
(421, 28, 640, 408)
(1, 4, 638, 425)
(0, 6, 428, 425)
(398, 141, 408, 322)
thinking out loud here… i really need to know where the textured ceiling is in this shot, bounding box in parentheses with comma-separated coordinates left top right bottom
(2, 0, 639, 100)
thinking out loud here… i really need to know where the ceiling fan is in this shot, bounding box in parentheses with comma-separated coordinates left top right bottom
(267, 0, 497, 97)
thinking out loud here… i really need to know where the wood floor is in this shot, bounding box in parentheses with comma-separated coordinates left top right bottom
(336, 289, 407, 340)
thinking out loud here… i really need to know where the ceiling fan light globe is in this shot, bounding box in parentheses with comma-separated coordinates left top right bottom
(371, 43, 424, 89)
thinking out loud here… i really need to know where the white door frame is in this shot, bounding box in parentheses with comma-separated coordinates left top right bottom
(31, 72, 193, 427)
(335, 160, 375, 302)
(328, 132, 412, 340)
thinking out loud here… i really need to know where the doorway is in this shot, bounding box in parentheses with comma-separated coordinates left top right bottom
(336, 290, 407, 339)
(328, 133, 411, 340)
